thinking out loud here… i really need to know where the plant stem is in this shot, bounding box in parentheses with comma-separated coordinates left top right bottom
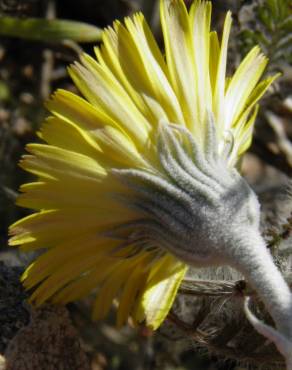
(229, 231, 292, 339)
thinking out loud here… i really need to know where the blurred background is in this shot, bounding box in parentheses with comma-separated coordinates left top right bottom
(0, 0, 291, 369)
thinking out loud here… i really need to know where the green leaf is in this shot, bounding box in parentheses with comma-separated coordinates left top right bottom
(266, 0, 289, 22)
(258, 6, 274, 31)
(266, 0, 280, 19)
(0, 16, 102, 43)
(239, 0, 291, 73)
(277, 0, 289, 20)
(280, 16, 292, 31)
(0, 81, 10, 101)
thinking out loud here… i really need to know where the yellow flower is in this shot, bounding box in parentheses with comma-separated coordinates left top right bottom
(9, 0, 277, 330)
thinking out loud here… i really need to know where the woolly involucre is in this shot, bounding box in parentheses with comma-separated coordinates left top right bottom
(9, 0, 292, 367)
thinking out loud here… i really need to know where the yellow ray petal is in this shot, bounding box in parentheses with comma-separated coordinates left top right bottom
(160, 0, 198, 135)
(28, 249, 111, 305)
(230, 75, 279, 160)
(21, 235, 113, 288)
(224, 47, 268, 129)
(96, 125, 152, 169)
(19, 144, 107, 187)
(69, 58, 150, 147)
(134, 254, 188, 329)
(97, 24, 157, 124)
(9, 207, 138, 250)
(92, 259, 135, 320)
(47, 89, 147, 168)
(209, 31, 220, 95)
(26, 245, 137, 305)
(117, 255, 151, 327)
(16, 178, 125, 210)
(123, 13, 185, 125)
(39, 116, 102, 159)
(213, 11, 232, 134)
(52, 259, 121, 303)
(47, 89, 118, 131)
(236, 105, 259, 158)
(189, 1, 212, 126)
(240, 74, 280, 121)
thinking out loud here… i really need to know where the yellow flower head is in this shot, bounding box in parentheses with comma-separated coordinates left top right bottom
(10, 0, 277, 330)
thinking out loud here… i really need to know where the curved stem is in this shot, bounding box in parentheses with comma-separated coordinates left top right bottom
(228, 231, 292, 339)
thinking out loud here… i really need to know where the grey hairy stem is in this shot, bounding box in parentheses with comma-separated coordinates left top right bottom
(112, 115, 292, 368)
